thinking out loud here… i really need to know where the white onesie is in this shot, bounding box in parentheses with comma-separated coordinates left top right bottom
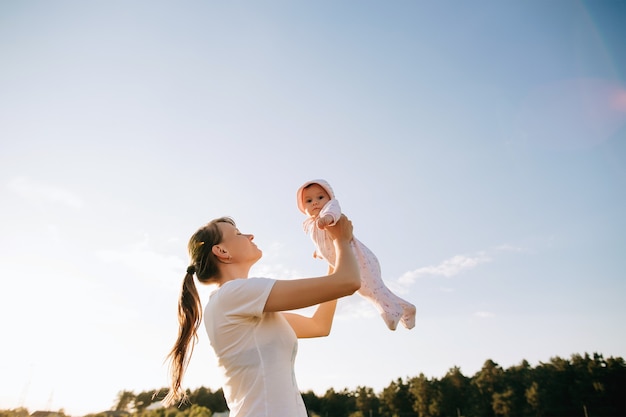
(298, 180, 416, 330)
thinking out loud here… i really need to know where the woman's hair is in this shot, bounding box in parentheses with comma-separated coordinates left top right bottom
(163, 216, 236, 407)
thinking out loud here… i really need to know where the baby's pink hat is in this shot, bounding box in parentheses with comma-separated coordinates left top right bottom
(296, 179, 335, 214)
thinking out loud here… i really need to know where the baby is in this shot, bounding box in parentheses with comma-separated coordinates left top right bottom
(297, 179, 416, 330)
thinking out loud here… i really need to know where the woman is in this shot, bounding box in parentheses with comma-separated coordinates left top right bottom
(164, 215, 360, 417)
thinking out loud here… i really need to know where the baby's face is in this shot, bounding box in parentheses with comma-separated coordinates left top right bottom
(302, 184, 331, 217)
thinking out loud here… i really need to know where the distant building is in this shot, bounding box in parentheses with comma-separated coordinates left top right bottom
(83, 411, 130, 417)
(31, 412, 62, 417)
(98, 412, 129, 417)
(144, 402, 163, 411)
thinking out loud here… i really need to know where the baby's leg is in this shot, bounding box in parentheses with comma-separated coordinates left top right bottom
(391, 293, 416, 330)
(352, 241, 403, 330)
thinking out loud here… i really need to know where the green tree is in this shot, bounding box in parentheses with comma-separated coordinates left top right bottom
(0, 409, 30, 417)
(188, 387, 227, 413)
(408, 374, 432, 417)
(502, 359, 533, 417)
(570, 353, 597, 415)
(525, 381, 541, 417)
(380, 378, 414, 417)
(185, 404, 211, 417)
(539, 355, 574, 416)
(138, 409, 167, 417)
(301, 390, 322, 415)
(568, 352, 626, 417)
(438, 366, 469, 417)
(425, 380, 443, 417)
(492, 388, 514, 417)
(115, 390, 136, 413)
(603, 355, 626, 416)
(470, 359, 503, 417)
(355, 386, 380, 417)
(135, 390, 160, 413)
(321, 388, 355, 417)
(100, 351, 626, 417)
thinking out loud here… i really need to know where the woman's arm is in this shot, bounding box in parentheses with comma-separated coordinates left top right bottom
(264, 215, 360, 313)
(282, 300, 337, 338)
(282, 266, 338, 338)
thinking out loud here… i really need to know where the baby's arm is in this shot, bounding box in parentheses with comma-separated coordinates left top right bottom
(316, 199, 342, 229)
(317, 214, 334, 229)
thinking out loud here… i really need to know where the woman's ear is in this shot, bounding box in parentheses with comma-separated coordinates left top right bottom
(212, 244, 229, 260)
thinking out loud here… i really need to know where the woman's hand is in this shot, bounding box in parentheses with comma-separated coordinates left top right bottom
(263, 214, 360, 314)
(324, 214, 353, 242)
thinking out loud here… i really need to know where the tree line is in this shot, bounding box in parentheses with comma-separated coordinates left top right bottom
(2, 352, 624, 417)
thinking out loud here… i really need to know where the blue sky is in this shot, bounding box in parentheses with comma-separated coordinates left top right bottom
(1, 1, 625, 415)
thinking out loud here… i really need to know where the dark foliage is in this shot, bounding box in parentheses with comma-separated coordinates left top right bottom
(2, 352, 623, 417)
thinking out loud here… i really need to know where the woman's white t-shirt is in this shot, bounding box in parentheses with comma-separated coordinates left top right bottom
(204, 278, 307, 417)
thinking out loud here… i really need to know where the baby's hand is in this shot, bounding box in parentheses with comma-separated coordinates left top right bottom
(316, 215, 333, 229)
(325, 214, 353, 243)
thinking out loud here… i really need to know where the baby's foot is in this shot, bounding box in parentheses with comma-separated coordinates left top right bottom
(380, 304, 403, 331)
(399, 303, 417, 329)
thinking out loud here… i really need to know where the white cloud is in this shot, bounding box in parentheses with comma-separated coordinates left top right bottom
(6, 176, 84, 209)
(398, 252, 491, 285)
(474, 311, 495, 318)
(494, 244, 527, 253)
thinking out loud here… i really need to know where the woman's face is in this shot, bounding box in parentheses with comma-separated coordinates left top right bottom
(217, 222, 262, 264)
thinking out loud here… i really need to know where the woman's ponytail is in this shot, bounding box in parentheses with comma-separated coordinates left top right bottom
(163, 217, 235, 407)
(163, 268, 202, 407)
